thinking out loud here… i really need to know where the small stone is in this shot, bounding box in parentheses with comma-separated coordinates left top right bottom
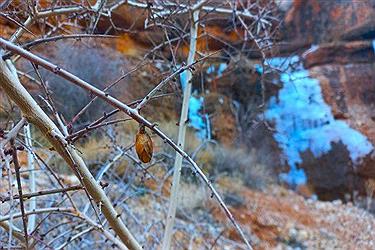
(297, 230, 309, 241)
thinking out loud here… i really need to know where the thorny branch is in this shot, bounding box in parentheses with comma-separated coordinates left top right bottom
(0, 0, 278, 248)
(10, 139, 29, 248)
(0, 37, 253, 249)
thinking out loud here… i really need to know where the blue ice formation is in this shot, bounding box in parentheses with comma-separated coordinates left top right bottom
(178, 63, 228, 139)
(188, 93, 208, 139)
(179, 70, 207, 139)
(206, 63, 227, 77)
(265, 55, 373, 186)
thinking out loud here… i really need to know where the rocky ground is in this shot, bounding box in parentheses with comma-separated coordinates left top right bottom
(2, 167, 375, 249)
(127, 176, 375, 249)
(216, 178, 375, 249)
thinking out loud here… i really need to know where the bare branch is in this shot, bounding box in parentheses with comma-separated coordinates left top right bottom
(0, 207, 74, 223)
(0, 185, 82, 202)
(135, 51, 219, 111)
(0, 118, 27, 147)
(162, 7, 200, 250)
(0, 221, 26, 245)
(10, 139, 29, 248)
(0, 37, 253, 250)
(0, 50, 142, 250)
(3, 34, 118, 60)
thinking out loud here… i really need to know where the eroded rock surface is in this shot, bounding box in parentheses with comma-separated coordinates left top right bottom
(276, 0, 375, 198)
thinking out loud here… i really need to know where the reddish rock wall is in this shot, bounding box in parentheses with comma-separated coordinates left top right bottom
(282, 0, 375, 196)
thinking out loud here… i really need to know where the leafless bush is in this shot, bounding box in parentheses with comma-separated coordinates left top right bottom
(212, 146, 276, 190)
(0, 1, 278, 249)
(24, 41, 129, 124)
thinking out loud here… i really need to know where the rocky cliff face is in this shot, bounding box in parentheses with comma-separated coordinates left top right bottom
(277, 0, 375, 198)
(2, 0, 374, 200)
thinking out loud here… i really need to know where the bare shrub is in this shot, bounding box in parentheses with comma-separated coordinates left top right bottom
(212, 147, 276, 190)
(0, 1, 278, 249)
(26, 41, 129, 124)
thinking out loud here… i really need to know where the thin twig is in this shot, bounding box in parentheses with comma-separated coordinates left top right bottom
(3, 34, 118, 61)
(0, 52, 142, 250)
(68, 118, 132, 142)
(10, 139, 29, 248)
(0, 37, 252, 250)
(135, 51, 220, 111)
(67, 93, 173, 143)
(69, 61, 147, 126)
(0, 185, 82, 202)
(0, 207, 74, 223)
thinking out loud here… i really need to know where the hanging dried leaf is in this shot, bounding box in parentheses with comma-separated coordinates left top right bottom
(135, 125, 153, 163)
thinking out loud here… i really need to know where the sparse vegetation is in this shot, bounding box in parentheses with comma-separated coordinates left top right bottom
(1, 1, 375, 250)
